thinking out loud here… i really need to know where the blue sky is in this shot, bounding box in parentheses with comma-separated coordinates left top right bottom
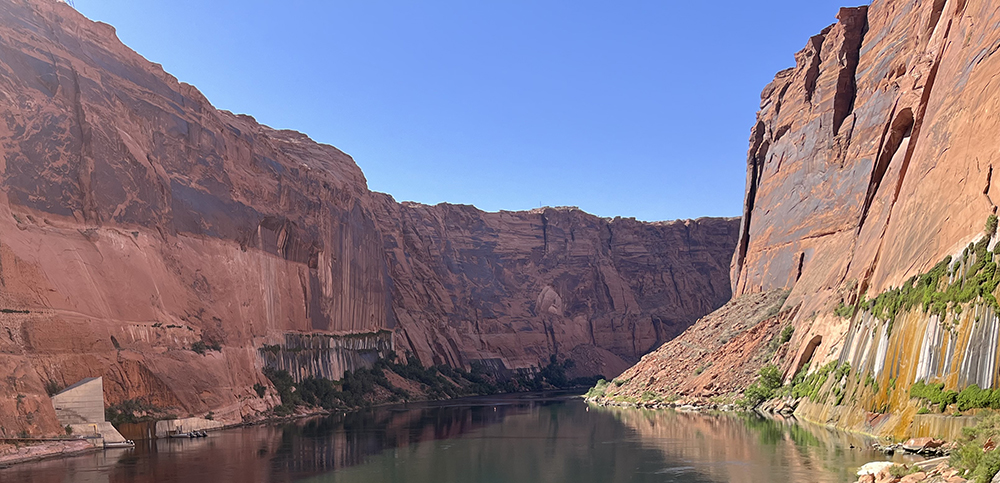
(73, 1, 859, 222)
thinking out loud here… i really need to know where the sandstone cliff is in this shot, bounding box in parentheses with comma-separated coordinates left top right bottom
(373, 199, 737, 378)
(0, 0, 738, 436)
(607, 0, 1000, 440)
(732, 0, 1000, 373)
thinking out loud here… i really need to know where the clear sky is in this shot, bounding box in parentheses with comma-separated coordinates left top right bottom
(72, 1, 860, 222)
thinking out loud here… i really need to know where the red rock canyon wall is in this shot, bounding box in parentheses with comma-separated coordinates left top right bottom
(732, 0, 1000, 381)
(0, 0, 738, 436)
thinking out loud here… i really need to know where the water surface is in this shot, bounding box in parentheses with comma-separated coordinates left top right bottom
(2, 393, 915, 482)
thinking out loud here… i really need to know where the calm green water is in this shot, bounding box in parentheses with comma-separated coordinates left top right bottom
(2, 392, 915, 483)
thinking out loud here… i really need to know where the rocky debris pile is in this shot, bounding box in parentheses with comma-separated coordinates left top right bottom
(597, 290, 794, 406)
(854, 461, 968, 483)
(589, 397, 739, 413)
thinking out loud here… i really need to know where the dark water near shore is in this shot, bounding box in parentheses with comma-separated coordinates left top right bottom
(2, 392, 916, 483)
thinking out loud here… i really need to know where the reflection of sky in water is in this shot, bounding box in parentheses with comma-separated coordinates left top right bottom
(1, 393, 917, 483)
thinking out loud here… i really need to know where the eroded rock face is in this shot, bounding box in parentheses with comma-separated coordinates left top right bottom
(373, 199, 739, 377)
(731, 0, 1000, 374)
(0, 0, 739, 436)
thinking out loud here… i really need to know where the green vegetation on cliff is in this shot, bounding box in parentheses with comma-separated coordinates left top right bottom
(738, 360, 853, 409)
(910, 381, 1000, 413)
(105, 399, 175, 426)
(910, 380, 959, 412)
(836, 217, 1000, 329)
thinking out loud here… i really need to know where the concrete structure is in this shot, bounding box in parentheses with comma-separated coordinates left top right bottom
(51, 377, 105, 424)
(156, 417, 224, 438)
(50, 377, 128, 445)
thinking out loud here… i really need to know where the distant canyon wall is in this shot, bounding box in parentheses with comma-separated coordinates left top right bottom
(0, 0, 738, 436)
(373, 198, 738, 377)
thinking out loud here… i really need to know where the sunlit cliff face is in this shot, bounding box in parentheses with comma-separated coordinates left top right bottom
(0, 0, 738, 437)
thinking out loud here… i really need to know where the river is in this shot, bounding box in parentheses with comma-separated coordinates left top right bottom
(1, 392, 917, 483)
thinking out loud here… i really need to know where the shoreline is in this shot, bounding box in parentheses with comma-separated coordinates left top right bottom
(5, 391, 972, 482)
(0, 439, 101, 469)
(588, 396, 983, 482)
(0, 388, 589, 470)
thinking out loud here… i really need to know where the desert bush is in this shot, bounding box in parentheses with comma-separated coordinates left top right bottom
(741, 364, 783, 408)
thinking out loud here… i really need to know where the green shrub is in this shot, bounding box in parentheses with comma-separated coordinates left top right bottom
(191, 341, 207, 355)
(45, 380, 63, 397)
(253, 383, 266, 398)
(790, 361, 838, 402)
(833, 302, 856, 318)
(987, 214, 998, 238)
(917, 407, 930, 414)
(834, 362, 851, 381)
(912, 380, 961, 412)
(887, 464, 916, 478)
(585, 379, 609, 399)
(741, 364, 784, 408)
(958, 384, 994, 411)
(273, 403, 294, 416)
(779, 325, 795, 344)
(105, 399, 162, 426)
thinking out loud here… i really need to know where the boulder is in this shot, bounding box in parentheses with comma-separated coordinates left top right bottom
(858, 461, 896, 476)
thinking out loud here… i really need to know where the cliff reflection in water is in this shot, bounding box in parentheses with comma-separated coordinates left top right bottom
(600, 406, 916, 483)
(3, 394, 908, 483)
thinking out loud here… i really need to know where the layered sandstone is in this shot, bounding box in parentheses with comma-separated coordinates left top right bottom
(728, 0, 1000, 377)
(0, 0, 738, 437)
(373, 199, 738, 376)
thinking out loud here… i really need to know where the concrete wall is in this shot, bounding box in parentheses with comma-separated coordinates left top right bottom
(51, 377, 105, 425)
(68, 421, 127, 444)
(155, 417, 224, 438)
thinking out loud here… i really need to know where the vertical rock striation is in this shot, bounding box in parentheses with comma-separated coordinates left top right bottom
(732, 0, 1000, 365)
(720, 0, 1000, 435)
